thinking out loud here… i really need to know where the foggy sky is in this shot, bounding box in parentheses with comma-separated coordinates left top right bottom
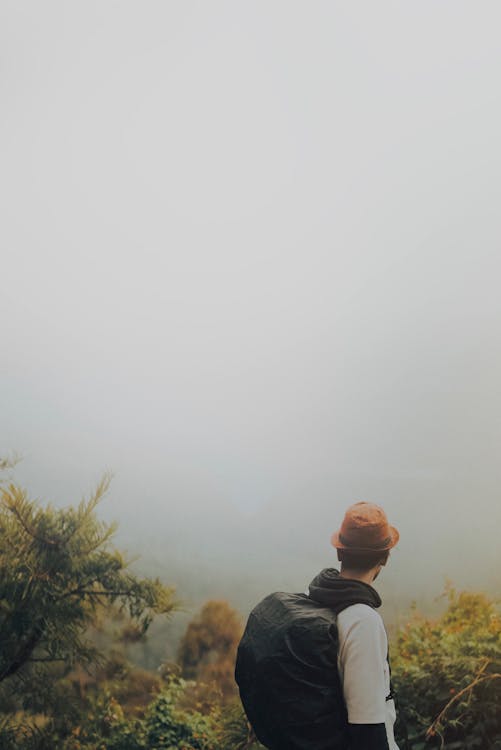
(2, 2, 501, 606)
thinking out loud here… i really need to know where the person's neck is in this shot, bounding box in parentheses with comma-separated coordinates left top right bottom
(339, 567, 377, 585)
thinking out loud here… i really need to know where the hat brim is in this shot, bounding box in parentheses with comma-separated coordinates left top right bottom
(331, 525, 400, 552)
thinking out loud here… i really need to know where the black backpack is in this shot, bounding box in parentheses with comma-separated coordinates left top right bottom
(235, 590, 350, 750)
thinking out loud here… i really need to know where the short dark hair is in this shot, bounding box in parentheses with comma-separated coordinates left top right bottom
(337, 548, 390, 572)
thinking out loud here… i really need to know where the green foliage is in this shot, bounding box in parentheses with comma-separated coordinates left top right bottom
(52, 678, 220, 750)
(144, 680, 217, 749)
(18, 675, 263, 750)
(392, 586, 501, 749)
(58, 693, 145, 750)
(0, 468, 176, 742)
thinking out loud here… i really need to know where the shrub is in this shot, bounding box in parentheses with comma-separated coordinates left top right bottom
(391, 586, 501, 749)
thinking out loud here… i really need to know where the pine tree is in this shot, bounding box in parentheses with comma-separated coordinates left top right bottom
(0, 461, 176, 740)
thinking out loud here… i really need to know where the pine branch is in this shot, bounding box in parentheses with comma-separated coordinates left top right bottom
(0, 621, 45, 682)
(63, 472, 113, 544)
(1, 486, 60, 547)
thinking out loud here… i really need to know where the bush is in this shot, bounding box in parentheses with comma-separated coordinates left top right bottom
(144, 679, 218, 749)
(392, 586, 501, 749)
(53, 677, 220, 750)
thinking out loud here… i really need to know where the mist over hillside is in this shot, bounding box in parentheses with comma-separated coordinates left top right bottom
(112, 469, 500, 621)
(6, 450, 500, 635)
(2, 0, 501, 659)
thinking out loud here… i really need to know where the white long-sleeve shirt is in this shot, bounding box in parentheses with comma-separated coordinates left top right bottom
(337, 603, 399, 750)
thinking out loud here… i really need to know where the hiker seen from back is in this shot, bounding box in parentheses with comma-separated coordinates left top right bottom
(235, 501, 400, 750)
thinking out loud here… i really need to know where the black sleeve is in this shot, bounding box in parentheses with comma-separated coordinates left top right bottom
(348, 722, 390, 750)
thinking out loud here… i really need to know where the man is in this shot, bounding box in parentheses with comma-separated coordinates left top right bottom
(235, 501, 400, 750)
(328, 501, 399, 749)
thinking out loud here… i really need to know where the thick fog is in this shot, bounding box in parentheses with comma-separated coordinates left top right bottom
(2, 2, 501, 618)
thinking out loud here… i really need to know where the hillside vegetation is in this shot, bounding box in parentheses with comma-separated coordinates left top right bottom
(0, 463, 499, 749)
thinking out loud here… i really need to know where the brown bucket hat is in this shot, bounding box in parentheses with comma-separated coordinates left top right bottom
(331, 501, 399, 552)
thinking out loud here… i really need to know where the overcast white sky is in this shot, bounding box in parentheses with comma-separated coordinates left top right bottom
(1, 2, 501, 588)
